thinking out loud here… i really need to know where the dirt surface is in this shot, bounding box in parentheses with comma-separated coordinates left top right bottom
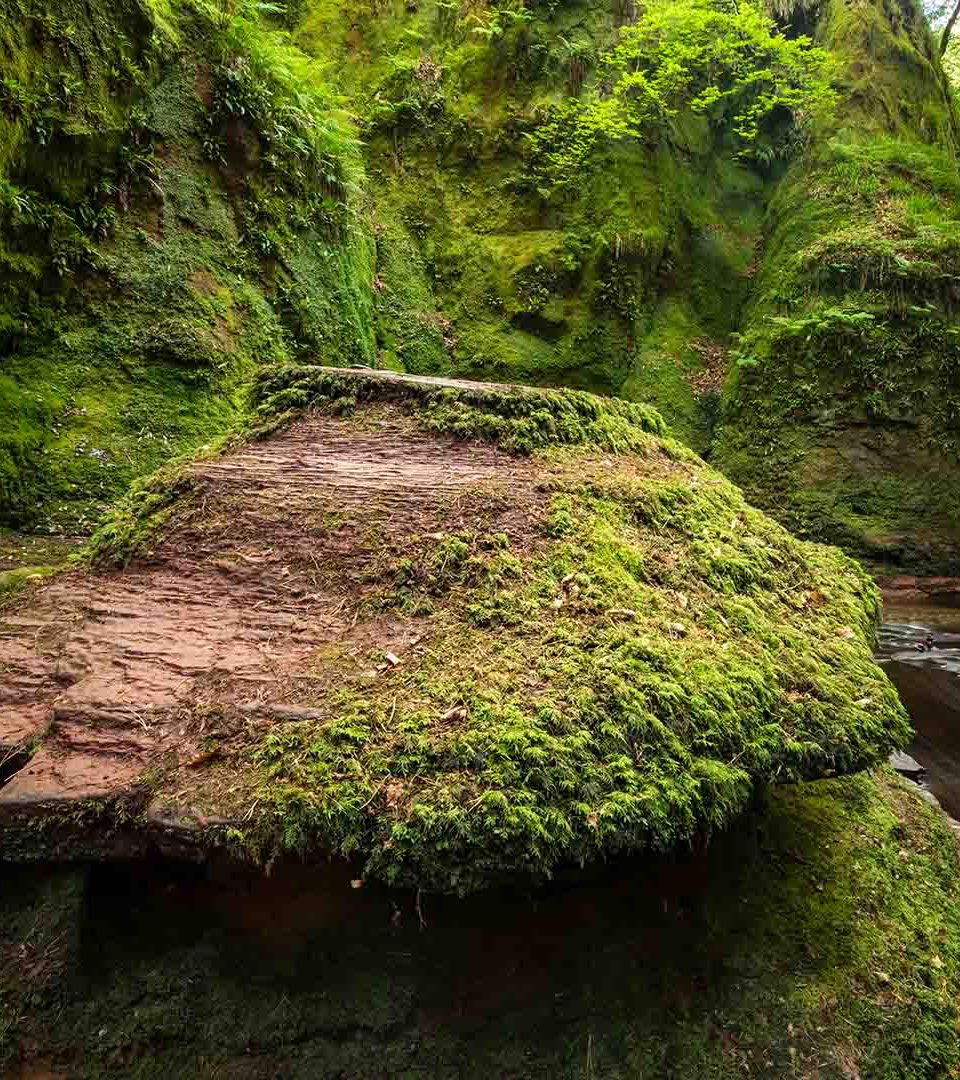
(0, 410, 542, 847)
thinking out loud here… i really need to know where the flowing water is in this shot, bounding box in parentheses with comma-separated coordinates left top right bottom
(877, 603, 960, 820)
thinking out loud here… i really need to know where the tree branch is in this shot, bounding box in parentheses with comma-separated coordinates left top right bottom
(940, 0, 960, 56)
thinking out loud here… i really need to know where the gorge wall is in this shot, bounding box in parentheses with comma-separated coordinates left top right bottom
(715, 0, 960, 574)
(2, 0, 960, 568)
(0, 0, 374, 531)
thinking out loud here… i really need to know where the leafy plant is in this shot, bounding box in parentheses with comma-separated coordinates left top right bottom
(525, 0, 835, 192)
(465, 0, 533, 42)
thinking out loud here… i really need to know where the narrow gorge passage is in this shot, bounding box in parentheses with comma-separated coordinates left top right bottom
(879, 604, 960, 823)
(4, 0, 960, 1069)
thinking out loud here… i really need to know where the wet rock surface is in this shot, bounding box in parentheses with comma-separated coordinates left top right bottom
(878, 605, 960, 820)
(0, 407, 533, 858)
(879, 576, 960, 607)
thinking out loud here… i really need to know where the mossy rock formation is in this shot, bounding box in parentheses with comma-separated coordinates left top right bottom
(0, 0, 374, 532)
(715, 0, 960, 574)
(4, 0, 960, 575)
(0, 370, 909, 892)
(4, 770, 960, 1077)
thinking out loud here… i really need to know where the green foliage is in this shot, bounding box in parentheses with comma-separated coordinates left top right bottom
(202, 0, 362, 238)
(4, 0, 960, 572)
(0, 0, 374, 529)
(524, 0, 835, 192)
(291, 0, 761, 440)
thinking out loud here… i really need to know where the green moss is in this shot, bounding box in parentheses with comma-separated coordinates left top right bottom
(3, 772, 960, 1076)
(289, 0, 762, 439)
(0, 0, 374, 531)
(0, 563, 59, 604)
(0, 531, 80, 603)
(0, 865, 89, 1055)
(715, 0, 960, 572)
(621, 294, 727, 454)
(229, 450, 905, 892)
(249, 364, 669, 453)
(83, 461, 205, 566)
(371, 208, 454, 375)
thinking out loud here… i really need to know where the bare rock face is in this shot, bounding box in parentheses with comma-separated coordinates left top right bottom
(879, 575, 960, 607)
(0, 368, 910, 891)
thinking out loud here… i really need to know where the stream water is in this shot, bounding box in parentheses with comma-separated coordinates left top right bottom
(877, 603, 960, 820)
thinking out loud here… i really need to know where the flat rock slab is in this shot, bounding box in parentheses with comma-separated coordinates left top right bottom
(0, 410, 533, 837)
(0, 370, 910, 888)
(888, 750, 926, 780)
(880, 575, 960, 606)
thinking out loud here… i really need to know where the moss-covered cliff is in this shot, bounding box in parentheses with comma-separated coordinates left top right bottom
(714, 0, 960, 573)
(0, 0, 374, 530)
(291, 0, 769, 452)
(4, 0, 958, 573)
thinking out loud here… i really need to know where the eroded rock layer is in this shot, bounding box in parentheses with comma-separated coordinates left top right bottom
(0, 369, 910, 891)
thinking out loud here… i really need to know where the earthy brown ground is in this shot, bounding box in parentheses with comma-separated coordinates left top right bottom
(0, 409, 543, 848)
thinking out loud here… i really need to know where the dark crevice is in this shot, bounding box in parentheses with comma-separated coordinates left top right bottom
(0, 744, 34, 788)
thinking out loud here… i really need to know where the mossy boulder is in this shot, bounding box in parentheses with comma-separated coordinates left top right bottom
(4, 772, 960, 1077)
(0, 370, 910, 893)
